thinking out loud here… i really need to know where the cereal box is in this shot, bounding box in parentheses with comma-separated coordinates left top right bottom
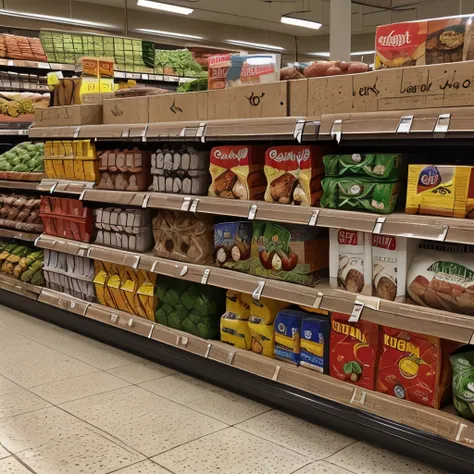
(264, 146, 324, 206)
(330, 312, 380, 390)
(274, 309, 304, 365)
(405, 165, 474, 218)
(208, 145, 266, 200)
(330, 229, 372, 295)
(300, 314, 330, 373)
(372, 235, 418, 302)
(377, 327, 456, 408)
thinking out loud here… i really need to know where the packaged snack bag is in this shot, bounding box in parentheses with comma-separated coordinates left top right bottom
(209, 145, 266, 200)
(372, 235, 418, 302)
(214, 221, 252, 269)
(330, 229, 372, 295)
(323, 154, 402, 180)
(450, 347, 474, 420)
(300, 314, 330, 373)
(249, 296, 290, 325)
(330, 312, 380, 390)
(264, 146, 324, 206)
(248, 316, 274, 357)
(377, 327, 456, 408)
(220, 313, 251, 350)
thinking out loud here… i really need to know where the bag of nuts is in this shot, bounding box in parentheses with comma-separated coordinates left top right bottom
(264, 146, 325, 205)
(208, 145, 267, 200)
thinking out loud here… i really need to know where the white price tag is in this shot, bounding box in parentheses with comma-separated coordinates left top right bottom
(248, 204, 258, 220)
(350, 387, 367, 405)
(434, 113, 451, 134)
(312, 291, 323, 309)
(373, 216, 386, 234)
(272, 366, 281, 381)
(180, 197, 192, 211)
(330, 119, 343, 143)
(349, 301, 364, 323)
(252, 281, 265, 301)
(437, 225, 449, 242)
(204, 343, 212, 358)
(128, 318, 135, 327)
(131, 255, 141, 269)
(18, 129, 28, 136)
(228, 352, 236, 365)
(293, 119, 305, 144)
(142, 195, 150, 208)
(201, 268, 210, 284)
(110, 314, 119, 323)
(308, 209, 319, 226)
(50, 182, 58, 194)
(180, 265, 188, 276)
(189, 199, 199, 213)
(396, 116, 413, 134)
(73, 126, 81, 138)
(78, 190, 86, 201)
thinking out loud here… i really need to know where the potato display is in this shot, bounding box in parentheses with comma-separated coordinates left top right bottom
(0, 240, 44, 285)
(0, 194, 42, 233)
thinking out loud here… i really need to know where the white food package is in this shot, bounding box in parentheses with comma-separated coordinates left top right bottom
(329, 228, 372, 295)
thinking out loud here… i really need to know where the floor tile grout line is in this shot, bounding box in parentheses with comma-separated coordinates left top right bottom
(0, 441, 38, 474)
(0, 313, 142, 372)
(26, 369, 104, 390)
(321, 439, 358, 460)
(229, 407, 274, 427)
(232, 424, 350, 461)
(323, 458, 360, 474)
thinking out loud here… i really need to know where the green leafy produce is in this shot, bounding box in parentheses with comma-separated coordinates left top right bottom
(0, 142, 44, 173)
(0, 239, 43, 284)
(154, 276, 225, 339)
(155, 49, 204, 77)
(451, 348, 474, 420)
(177, 77, 208, 93)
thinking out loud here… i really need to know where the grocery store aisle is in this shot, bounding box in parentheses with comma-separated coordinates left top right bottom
(0, 304, 444, 474)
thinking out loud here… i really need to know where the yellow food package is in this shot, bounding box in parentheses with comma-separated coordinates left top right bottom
(225, 290, 250, 319)
(52, 159, 66, 179)
(106, 273, 124, 309)
(406, 165, 474, 218)
(63, 159, 76, 180)
(248, 316, 275, 358)
(220, 312, 251, 349)
(119, 277, 136, 315)
(83, 140, 96, 158)
(93, 270, 108, 306)
(73, 160, 85, 180)
(137, 282, 156, 320)
(44, 141, 53, 157)
(52, 141, 61, 157)
(82, 157, 99, 182)
(43, 159, 55, 179)
(250, 297, 290, 325)
(298, 305, 329, 316)
(63, 140, 73, 157)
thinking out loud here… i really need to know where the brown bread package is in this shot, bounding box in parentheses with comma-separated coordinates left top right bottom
(152, 210, 214, 264)
(97, 148, 152, 191)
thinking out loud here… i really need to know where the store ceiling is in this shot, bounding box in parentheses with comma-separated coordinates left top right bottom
(71, 0, 472, 37)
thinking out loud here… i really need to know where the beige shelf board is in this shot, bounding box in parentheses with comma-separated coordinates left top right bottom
(0, 228, 41, 242)
(0, 273, 41, 299)
(0, 180, 39, 191)
(34, 234, 474, 343)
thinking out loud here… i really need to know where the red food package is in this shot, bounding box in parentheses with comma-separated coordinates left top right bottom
(376, 327, 458, 408)
(330, 312, 380, 390)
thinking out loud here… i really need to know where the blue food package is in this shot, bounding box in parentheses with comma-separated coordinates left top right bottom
(214, 221, 252, 268)
(274, 309, 305, 365)
(300, 315, 330, 373)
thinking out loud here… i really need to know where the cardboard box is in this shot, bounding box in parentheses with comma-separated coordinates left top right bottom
(148, 91, 208, 123)
(82, 92, 115, 105)
(288, 79, 308, 117)
(34, 104, 102, 127)
(307, 60, 474, 115)
(208, 81, 288, 120)
(103, 96, 149, 124)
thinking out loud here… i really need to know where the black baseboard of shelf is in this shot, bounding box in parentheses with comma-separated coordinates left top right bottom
(0, 289, 471, 474)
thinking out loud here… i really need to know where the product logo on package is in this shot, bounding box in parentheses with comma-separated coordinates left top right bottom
(214, 148, 249, 161)
(384, 334, 420, 357)
(269, 148, 311, 166)
(378, 30, 411, 47)
(332, 321, 367, 343)
(338, 229, 358, 245)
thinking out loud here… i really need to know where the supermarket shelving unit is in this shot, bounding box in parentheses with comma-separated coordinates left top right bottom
(4, 109, 474, 473)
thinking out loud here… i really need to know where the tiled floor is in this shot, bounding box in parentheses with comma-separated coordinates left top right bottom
(0, 304, 446, 474)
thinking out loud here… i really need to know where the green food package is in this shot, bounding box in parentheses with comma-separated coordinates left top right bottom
(320, 177, 400, 214)
(154, 276, 225, 339)
(323, 154, 402, 180)
(450, 348, 474, 420)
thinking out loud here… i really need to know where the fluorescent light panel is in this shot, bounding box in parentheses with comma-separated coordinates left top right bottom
(226, 40, 284, 51)
(309, 52, 330, 57)
(281, 16, 322, 30)
(0, 9, 114, 28)
(137, 0, 193, 15)
(351, 50, 375, 55)
(136, 28, 202, 40)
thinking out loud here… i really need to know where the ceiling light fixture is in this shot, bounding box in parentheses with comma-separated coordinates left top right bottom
(226, 40, 284, 51)
(281, 16, 322, 30)
(351, 50, 375, 56)
(309, 52, 330, 57)
(135, 28, 202, 40)
(137, 0, 193, 15)
(0, 9, 115, 29)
